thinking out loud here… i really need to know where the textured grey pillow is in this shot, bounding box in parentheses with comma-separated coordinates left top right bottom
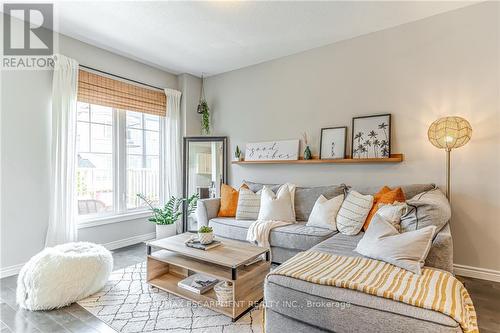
(353, 184, 436, 199)
(355, 214, 436, 274)
(243, 180, 281, 193)
(400, 188, 450, 234)
(400, 184, 437, 201)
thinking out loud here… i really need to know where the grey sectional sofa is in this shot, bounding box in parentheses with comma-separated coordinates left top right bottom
(196, 183, 457, 332)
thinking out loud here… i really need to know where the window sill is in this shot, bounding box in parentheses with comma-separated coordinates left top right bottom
(77, 210, 152, 229)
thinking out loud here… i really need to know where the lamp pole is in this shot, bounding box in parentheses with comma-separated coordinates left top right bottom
(446, 148, 451, 202)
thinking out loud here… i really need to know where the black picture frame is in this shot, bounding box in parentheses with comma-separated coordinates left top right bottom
(182, 136, 227, 232)
(319, 126, 347, 159)
(351, 114, 391, 159)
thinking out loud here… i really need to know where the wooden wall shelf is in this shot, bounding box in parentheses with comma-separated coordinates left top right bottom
(231, 153, 404, 165)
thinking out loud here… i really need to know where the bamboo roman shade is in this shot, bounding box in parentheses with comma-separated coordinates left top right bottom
(77, 69, 166, 116)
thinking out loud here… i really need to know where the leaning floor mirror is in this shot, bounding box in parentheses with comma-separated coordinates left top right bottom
(183, 136, 227, 232)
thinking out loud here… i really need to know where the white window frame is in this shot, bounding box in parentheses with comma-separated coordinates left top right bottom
(78, 105, 164, 229)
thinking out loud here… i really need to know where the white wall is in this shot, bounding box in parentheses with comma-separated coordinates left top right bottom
(204, 2, 500, 271)
(0, 20, 179, 273)
(178, 73, 202, 136)
(1, 69, 52, 273)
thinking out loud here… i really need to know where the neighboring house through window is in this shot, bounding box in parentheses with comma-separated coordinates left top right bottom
(76, 103, 114, 216)
(125, 111, 161, 210)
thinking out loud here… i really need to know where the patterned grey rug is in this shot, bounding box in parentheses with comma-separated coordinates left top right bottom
(78, 262, 263, 333)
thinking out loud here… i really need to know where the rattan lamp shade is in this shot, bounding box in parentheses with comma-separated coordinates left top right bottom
(427, 116, 472, 151)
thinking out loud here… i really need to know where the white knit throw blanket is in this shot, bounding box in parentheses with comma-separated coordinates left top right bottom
(246, 220, 291, 248)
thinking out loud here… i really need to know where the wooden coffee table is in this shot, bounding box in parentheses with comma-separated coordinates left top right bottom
(146, 233, 271, 321)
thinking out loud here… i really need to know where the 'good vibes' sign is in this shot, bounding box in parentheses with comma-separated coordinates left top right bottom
(245, 140, 299, 161)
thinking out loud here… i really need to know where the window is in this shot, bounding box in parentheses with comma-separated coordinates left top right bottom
(126, 111, 161, 209)
(76, 102, 163, 220)
(76, 69, 166, 222)
(76, 103, 114, 215)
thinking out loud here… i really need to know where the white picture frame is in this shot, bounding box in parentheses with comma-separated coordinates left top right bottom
(320, 127, 347, 159)
(245, 139, 299, 161)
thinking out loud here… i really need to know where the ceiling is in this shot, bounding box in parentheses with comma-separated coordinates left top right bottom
(52, 1, 475, 77)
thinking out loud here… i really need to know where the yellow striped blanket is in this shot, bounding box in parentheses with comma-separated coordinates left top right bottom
(269, 251, 478, 333)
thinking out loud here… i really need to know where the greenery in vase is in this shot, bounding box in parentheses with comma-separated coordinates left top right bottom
(304, 145, 312, 160)
(198, 226, 213, 233)
(136, 193, 198, 225)
(302, 132, 312, 160)
(234, 145, 241, 159)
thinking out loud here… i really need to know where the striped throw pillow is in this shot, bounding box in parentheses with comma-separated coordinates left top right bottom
(336, 190, 374, 235)
(236, 187, 261, 220)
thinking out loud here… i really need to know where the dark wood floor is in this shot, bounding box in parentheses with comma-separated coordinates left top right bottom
(0, 244, 145, 333)
(1, 243, 499, 333)
(458, 275, 500, 333)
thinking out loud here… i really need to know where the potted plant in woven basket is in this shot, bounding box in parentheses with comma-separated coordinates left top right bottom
(137, 194, 198, 239)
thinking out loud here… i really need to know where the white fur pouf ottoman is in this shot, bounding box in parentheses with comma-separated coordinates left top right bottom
(16, 242, 113, 310)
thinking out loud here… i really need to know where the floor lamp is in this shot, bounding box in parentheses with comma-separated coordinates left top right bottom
(427, 116, 472, 202)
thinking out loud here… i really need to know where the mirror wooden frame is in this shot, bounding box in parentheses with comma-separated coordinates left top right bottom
(182, 136, 228, 232)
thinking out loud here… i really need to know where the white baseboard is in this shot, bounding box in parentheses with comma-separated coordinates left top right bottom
(0, 232, 156, 279)
(454, 264, 500, 282)
(103, 232, 156, 251)
(0, 263, 24, 279)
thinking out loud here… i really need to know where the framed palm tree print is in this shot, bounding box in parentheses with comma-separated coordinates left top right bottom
(351, 114, 391, 158)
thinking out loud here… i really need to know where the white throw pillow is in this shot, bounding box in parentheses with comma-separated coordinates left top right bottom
(306, 194, 344, 230)
(336, 190, 374, 235)
(355, 213, 436, 274)
(236, 187, 261, 220)
(280, 183, 297, 220)
(375, 202, 407, 231)
(257, 184, 296, 222)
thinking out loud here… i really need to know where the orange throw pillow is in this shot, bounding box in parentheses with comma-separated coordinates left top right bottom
(363, 186, 406, 230)
(218, 184, 248, 217)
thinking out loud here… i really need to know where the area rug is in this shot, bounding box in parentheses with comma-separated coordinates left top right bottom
(78, 262, 263, 333)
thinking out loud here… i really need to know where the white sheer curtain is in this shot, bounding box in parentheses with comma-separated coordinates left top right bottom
(163, 88, 183, 233)
(45, 54, 79, 247)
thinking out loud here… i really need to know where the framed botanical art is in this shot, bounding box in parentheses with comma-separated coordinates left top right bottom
(352, 114, 391, 158)
(320, 126, 347, 159)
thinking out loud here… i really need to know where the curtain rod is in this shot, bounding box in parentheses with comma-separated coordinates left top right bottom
(79, 64, 164, 92)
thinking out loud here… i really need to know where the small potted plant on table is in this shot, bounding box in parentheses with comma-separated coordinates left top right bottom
(137, 194, 198, 239)
(198, 226, 214, 245)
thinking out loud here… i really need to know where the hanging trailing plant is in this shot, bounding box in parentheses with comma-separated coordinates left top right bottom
(197, 100, 210, 135)
(197, 74, 210, 135)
